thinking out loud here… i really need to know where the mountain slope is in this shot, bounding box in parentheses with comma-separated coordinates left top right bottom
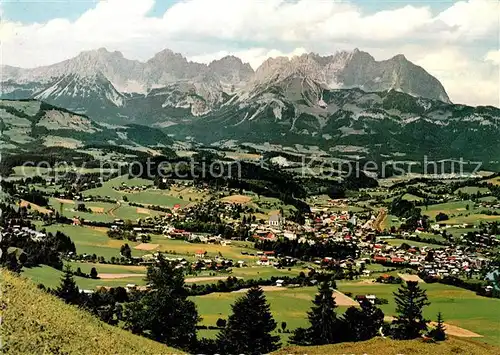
(167, 86, 500, 162)
(33, 72, 125, 118)
(0, 270, 183, 355)
(252, 50, 450, 103)
(0, 99, 174, 152)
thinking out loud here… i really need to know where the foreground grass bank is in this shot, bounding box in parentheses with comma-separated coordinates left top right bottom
(1, 271, 183, 355)
(275, 337, 499, 355)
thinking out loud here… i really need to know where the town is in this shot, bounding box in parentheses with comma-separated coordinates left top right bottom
(2, 159, 500, 353)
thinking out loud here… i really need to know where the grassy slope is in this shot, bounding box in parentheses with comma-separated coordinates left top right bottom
(275, 337, 499, 355)
(1, 270, 183, 355)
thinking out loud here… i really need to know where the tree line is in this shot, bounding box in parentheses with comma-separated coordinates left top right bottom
(255, 238, 359, 261)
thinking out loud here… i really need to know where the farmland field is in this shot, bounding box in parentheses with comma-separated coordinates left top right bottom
(336, 281, 500, 346)
(192, 281, 500, 346)
(67, 262, 147, 275)
(82, 175, 206, 207)
(455, 186, 491, 195)
(423, 200, 474, 219)
(478, 196, 498, 202)
(420, 200, 500, 224)
(380, 214, 401, 230)
(49, 198, 118, 222)
(21, 265, 146, 289)
(385, 238, 444, 249)
(401, 193, 424, 202)
(34, 223, 152, 259)
(445, 214, 500, 225)
(147, 237, 262, 261)
(486, 176, 500, 186)
(25, 222, 307, 287)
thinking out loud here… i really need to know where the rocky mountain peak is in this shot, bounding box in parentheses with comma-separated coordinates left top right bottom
(148, 49, 186, 63)
(391, 53, 407, 62)
(208, 56, 254, 85)
(74, 48, 126, 65)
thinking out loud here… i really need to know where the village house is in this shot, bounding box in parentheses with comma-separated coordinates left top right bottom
(195, 250, 207, 258)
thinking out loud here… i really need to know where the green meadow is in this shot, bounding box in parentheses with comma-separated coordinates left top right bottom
(337, 281, 500, 346)
(454, 186, 491, 195)
(385, 238, 444, 249)
(192, 281, 500, 346)
(34, 223, 151, 260)
(21, 265, 146, 290)
(82, 175, 195, 208)
(420, 200, 500, 225)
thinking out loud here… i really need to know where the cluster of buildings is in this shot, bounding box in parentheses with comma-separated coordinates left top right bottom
(369, 238, 493, 279)
(8, 225, 47, 242)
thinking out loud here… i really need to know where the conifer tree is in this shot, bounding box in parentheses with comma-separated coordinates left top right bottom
(5, 252, 21, 273)
(392, 281, 430, 339)
(55, 265, 80, 305)
(430, 312, 446, 341)
(290, 281, 344, 345)
(90, 267, 98, 279)
(124, 254, 199, 350)
(342, 299, 384, 341)
(217, 286, 280, 355)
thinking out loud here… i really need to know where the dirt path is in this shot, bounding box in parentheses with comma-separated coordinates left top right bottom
(398, 273, 424, 283)
(55, 198, 75, 205)
(221, 195, 252, 204)
(107, 202, 121, 217)
(383, 317, 482, 338)
(231, 287, 359, 306)
(374, 208, 387, 232)
(134, 243, 159, 251)
(19, 200, 53, 214)
(333, 290, 360, 306)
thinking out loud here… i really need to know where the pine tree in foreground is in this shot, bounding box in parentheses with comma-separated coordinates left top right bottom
(217, 286, 280, 355)
(290, 281, 344, 345)
(123, 254, 199, 351)
(391, 281, 430, 340)
(429, 312, 446, 341)
(342, 299, 385, 341)
(55, 265, 80, 305)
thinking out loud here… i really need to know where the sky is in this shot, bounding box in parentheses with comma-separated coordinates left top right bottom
(0, 0, 499, 107)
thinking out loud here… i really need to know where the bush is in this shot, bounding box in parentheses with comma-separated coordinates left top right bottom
(374, 298, 389, 305)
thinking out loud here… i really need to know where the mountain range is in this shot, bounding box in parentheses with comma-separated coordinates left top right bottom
(1, 48, 450, 118)
(1, 48, 499, 165)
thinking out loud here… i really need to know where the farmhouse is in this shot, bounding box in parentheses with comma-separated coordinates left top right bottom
(195, 250, 207, 258)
